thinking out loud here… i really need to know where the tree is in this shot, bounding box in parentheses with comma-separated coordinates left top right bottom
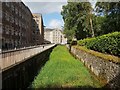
(92, 15, 106, 36)
(61, 2, 94, 41)
(95, 2, 120, 34)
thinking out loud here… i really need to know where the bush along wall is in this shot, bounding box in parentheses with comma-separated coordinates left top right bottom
(78, 32, 120, 57)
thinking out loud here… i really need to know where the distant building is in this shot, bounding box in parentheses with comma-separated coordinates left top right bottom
(44, 28, 67, 44)
(1, 1, 44, 50)
(33, 14, 44, 45)
(44, 28, 53, 43)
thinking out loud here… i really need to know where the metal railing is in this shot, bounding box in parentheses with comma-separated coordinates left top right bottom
(0, 44, 56, 71)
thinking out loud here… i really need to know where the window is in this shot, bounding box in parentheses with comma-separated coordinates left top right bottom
(11, 16, 14, 23)
(22, 33, 24, 36)
(5, 12, 9, 21)
(21, 14, 24, 19)
(15, 8, 18, 15)
(0, 24, 2, 34)
(15, 18, 18, 25)
(15, 40, 17, 47)
(0, 10, 2, 19)
(11, 26, 14, 35)
(11, 4, 14, 11)
(19, 32, 21, 36)
(19, 20, 21, 26)
(2, 25, 5, 33)
(11, 39, 14, 46)
(5, 2, 10, 7)
(15, 31, 18, 35)
(19, 11, 21, 17)
(19, 3, 21, 7)
(5, 25, 9, 34)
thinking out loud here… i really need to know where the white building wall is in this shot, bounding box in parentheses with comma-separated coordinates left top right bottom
(50, 31, 53, 43)
(44, 29, 67, 44)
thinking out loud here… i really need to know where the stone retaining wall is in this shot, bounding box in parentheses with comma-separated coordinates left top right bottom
(71, 46, 120, 89)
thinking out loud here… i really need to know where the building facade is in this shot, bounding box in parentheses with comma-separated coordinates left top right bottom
(33, 14, 44, 45)
(44, 28, 67, 44)
(1, 1, 44, 50)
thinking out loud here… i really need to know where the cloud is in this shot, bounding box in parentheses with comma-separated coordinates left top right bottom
(22, 2, 67, 14)
(48, 19, 63, 29)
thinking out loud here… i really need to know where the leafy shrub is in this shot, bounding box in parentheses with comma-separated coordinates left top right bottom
(78, 32, 120, 57)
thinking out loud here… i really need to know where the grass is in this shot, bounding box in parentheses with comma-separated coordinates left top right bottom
(73, 45, 120, 63)
(32, 45, 102, 88)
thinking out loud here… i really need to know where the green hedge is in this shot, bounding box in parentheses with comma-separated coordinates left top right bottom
(78, 32, 120, 57)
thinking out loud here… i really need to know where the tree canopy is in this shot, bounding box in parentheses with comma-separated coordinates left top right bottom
(61, 1, 120, 42)
(95, 2, 120, 34)
(61, 2, 94, 41)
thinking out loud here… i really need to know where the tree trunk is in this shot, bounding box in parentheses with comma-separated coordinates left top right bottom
(90, 14, 95, 37)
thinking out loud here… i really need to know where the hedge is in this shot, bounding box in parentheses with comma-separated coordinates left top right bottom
(78, 32, 120, 57)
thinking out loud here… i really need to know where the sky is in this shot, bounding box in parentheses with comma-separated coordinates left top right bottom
(22, 0, 96, 29)
(22, 1, 67, 29)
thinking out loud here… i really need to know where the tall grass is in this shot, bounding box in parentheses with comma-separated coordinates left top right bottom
(32, 45, 101, 88)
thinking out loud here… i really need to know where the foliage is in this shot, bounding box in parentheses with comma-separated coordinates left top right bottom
(32, 46, 101, 88)
(95, 2, 120, 34)
(78, 32, 120, 57)
(61, 2, 94, 41)
(61, 2, 120, 41)
(92, 15, 106, 36)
